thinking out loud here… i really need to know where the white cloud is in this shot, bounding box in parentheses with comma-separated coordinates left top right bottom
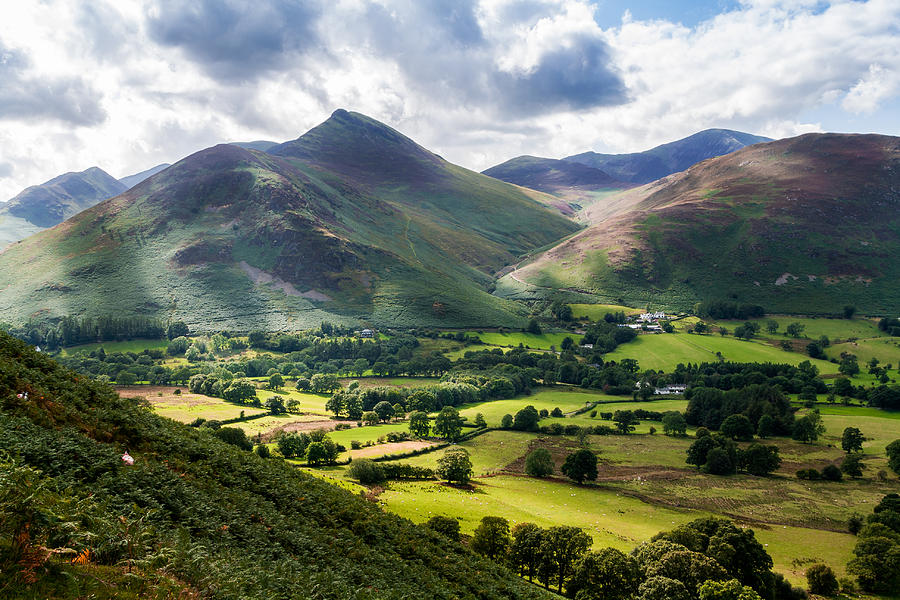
(0, 0, 899, 201)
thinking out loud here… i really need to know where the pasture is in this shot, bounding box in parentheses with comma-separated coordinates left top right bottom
(570, 303, 643, 320)
(61, 338, 168, 356)
(472, 331, 582, 350)
(118, 386, 267, 423)
(454, 386, 615, 427)
(711, 316, 884, 342)
(602, 332, 839, 374)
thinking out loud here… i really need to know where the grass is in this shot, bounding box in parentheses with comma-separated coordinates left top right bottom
(570, 303, 644, 320)
(602, 332, 839, 374)
(235, 413, 326, 437)
(453, 386, 616, 427)
(472, 331, 583, 350)
(712, 316, 885, 342)
(60, 338, 168, 356)
(388, 430, 535, 476)
(255, 388, 331, 415)
(135, 388, 268, 423)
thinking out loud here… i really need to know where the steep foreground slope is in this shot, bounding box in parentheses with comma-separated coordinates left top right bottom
(0, 110, 577, 330)
(0, 332, 552, 599)
(501, 133, 900, 314)
(564, 129, 772, 184)
(0, 167, 126, 247)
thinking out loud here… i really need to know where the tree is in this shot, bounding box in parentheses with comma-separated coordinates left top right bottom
(510, 523, 544, 583)
(167, 321, 189, 340)
(474, 413, 487, 428)
(720, 415, 754, 441)
(306, 441, 327, 465)
(646, 550, 729, 596)
(222, 379, 257, 404)
(362, 411, 379, 426)
(373, 400, 395, 423)
(551, 300, 573, 321)
(786, 322, 805, 338)
(792, 414, 822, 443)
(841, 454, 865, 478)
(352, 357, 369, 377)
(409, 411, 430, 438)
(406, 389, 435, 413)
(843, 305, 857, 319)
(527, 318, 542, 334)
(433, 406, 464, 441)
(436, 447, 473, 484)
(426, 515, 460, 541)
(562, 449, 598, 484)
(500, 414, 513, 429)
(214, 427, 253, 450)
(471, 516, 511, 561)
(568, 547, 641, 600)
(513, 405, 540, 431)
(662, 411, 687, 436)
(887, 439, 900, 475)
(755, 414, 775, 438)
(805, 564, 839, 596)
(613, 410, 638, 434)
(265, 395, 286, 415)
(310, 373, 340, 394)
(842, 427, 865, 453)
(739, 443, 781, 476)
(116, 371, 137, 386)
(538, 526, 592, 593)
(525, 448, 554, 477)
(277, 432, 310, 458)
(839, 354, 860, 377)
(638, 576, 691, 600)
(698, 578, 762, 600)
(705, 447, 735, 475)
(765, 320, 779, 334)
(821, 464, 843, 481)
(687, 435, 718, 469)
(268, 372, 284, 390)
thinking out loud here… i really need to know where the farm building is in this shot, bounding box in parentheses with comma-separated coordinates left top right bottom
(359, 329, 375, 338)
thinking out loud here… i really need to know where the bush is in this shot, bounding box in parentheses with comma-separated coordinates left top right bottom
(255, 444, 270, 458)
(821, 464, 843, 481)
(426, 515, 460, 541)
(805, 564, 839, 596)
(796, 468, 821, 480)
(213, 427, 252, 451)
(847, 514, 864, 535)
(350, 440, 362, 450)
(524, 448, 554, 477)
(347, 459, 386, 484)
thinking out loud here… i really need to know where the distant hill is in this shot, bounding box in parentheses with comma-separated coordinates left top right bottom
(482, 156, 628, 215)
(0, 110, 577, 330)
(119, 163, 171, 189)
(499, 133, 900, 315)
(0, 167, 126, 247)
(231, 140, 279, 152)
(564, 129, 772, 184)
(0, 332, 553, 599)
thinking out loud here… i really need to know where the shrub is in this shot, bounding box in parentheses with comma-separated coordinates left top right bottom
(524, 448, 554, 477)
(847, 514, 864, 535)
(350, 440, 362, 450)
(796, 468, 821, 480)
(347, 459, 386, 484)
(805, 564, 839, 596)
(821, 464, 843, 481)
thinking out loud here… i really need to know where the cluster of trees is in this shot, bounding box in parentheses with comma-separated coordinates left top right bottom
(59, 347, 193, 386)
(580, 320, 638, 353)
(461, 516, 799, 600)
(685, 384, 795, 435)
(275, 430, 344, 464)
(346, 459, 435, 484)
(696, 301, 765, 320)
(878, 317, 900, 337)
(4, 315, 167, 349)
(847, 494, 900, 593)
(189, 374, 258, 405)
(687, 429, 782, 476)
(668, 361, 824, 395)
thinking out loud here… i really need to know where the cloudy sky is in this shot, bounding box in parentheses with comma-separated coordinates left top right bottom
(1, 0, 899, 200)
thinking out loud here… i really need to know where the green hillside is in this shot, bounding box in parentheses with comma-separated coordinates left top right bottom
(0, 331, 552, 599)
(0, 111, 578, 330)
(502, 133, 900, 315)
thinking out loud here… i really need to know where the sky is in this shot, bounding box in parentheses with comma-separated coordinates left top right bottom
(1, 0, 899, 200)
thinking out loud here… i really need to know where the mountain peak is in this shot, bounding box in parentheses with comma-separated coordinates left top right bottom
(270, 110, 444, 185)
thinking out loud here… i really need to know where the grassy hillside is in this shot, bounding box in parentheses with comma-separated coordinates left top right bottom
(0, 110, 578, 330)
(503, 133, 900, 315)
(0, 332, 553, 599)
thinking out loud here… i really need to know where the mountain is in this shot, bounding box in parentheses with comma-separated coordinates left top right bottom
(564, 128, 772, 184)
(482, 156, 628, 216)
(231, 140, 279, 152)
(498, 133, 900, 314)
(0, 332, 553, 599)
(0, 110, 577, 330)
(0, 167, 126, 247)
(119, 163, 171, 189)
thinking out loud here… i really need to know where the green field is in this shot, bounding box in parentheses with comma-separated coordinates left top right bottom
(712, 316, 885, 342)
(453, 386, 614, 427)
(472, 331, 582, 350)
(827, 337, 900, 368)
(603, 332, 839, 373)
(255, 389, 331, 415)
(139, 389, 268, 423)
(570, 303, 643, 320)
(389, 430, 535, 475)
(235, 413, 326, 438)
(60, 338, 169, 356)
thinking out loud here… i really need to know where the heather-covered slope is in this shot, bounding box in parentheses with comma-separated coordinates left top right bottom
(482, 155, 628, 215)
(499, 133, 900, 314)
(0, 167, 126, 246)
(564, 128, 771, 184)
(0, 111, 577, 330)
(0, 332, 553, 599)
